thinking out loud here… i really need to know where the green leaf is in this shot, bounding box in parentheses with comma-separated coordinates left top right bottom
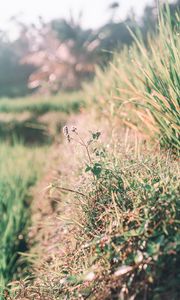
(85, 165, 92, 172)
(92, 131, 101, 140)
(92, 163, 102, 178)
(144, 184, 151, 191)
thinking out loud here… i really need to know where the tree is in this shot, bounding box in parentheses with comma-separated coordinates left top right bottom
(108, 2, 120, 21)
(0, 32, 35, 98)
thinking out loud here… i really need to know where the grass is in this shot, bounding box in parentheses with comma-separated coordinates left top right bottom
(0, 5, 179, 300)
(0, 92, 84, 115)
(0, 92, 82, 298)
(85, 5, 180, 150)
(0, 92, 84, 144)
(16, 127, 180, 299)
(70, 137, 180, 299)
(12, 6, 180, 299)
(0, 143, 47, 299)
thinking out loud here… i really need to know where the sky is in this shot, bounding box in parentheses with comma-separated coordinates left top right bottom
(0, 0, 155, 34)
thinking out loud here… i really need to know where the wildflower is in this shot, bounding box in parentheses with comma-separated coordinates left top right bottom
(63, 126, 69, 137)
(63, 126, 71, 142)
(71, 126, 77, 133)
(113, 257, 119, 263)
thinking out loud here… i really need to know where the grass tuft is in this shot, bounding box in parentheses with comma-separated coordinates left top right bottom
(85, 6, 180, 150)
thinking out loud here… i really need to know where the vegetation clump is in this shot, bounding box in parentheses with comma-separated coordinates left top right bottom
(85, 5, 180, 150)
(46, 130, 180, 299)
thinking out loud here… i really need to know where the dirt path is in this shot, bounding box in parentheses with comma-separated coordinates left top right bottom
(28, 112, 102, 270)
(15, 113, 95, 296)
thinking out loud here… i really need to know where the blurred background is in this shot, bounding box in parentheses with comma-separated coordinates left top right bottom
(0, 0, 179, 97)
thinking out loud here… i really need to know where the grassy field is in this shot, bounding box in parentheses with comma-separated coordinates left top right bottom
(0, 5, 180, 300)
(0, 92, 83, 115)
(0, 92, 84, 145)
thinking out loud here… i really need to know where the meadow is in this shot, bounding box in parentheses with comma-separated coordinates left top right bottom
(0, 5, 179, 300)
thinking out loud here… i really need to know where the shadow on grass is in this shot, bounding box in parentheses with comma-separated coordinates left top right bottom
(0, 118, 54, 145)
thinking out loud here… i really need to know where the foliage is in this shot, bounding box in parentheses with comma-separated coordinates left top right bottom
(73, 143, 180, 299)
(20, 129, 180, 299)
(85, 6, 180, 150)
(51, 15, 134, 65)
(0, 92, 83, 298)
(0, 143, 46, 298)
(0, 34, 36, 98)
(0, 1, 179, 96)
(21, 14, 135, 93)
(0, 93, 83, 114)
(0, 93, 83, 145)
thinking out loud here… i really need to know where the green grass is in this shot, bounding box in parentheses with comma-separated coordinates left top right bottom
(0, 118, 51, 145)
(0, 92, 84, 115)
(0, 92, 84, 144)
(85, 6, 180, 150)
(0, 143, 46, 299)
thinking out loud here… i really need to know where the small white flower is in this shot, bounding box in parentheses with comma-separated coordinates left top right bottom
(113, 257, 119, 263)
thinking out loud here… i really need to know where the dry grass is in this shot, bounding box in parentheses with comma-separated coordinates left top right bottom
(11, 112, 180, 300)
(84, 6, 180, 150)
